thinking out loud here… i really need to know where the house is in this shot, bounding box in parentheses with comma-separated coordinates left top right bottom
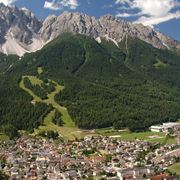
(175, 134, 180, 145)
(151, 174, 176, 180)
(117, 166, 154, 180)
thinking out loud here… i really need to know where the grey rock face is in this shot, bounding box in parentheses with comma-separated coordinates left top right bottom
(0, 4, 179, 56)
(0, 3, 42, 56)
(40, 12, 179, 50)
(0, 3, 41, 44)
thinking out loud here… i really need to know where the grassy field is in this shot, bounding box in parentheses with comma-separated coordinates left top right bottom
(33, 110, 93, 140)
(120, 131, 165, 141)
(96, 128, 176, 145)
(19, 74, 87, 140)
(19, 76, 42, 102)
(168, 163, 180, 176)
(44, 80, 75, 127)
(167, 138, 177, 144)
(37, 67, 43, 75)
(96, 127, 128, 136)
(0, 134, 9, 141)
(33, 110, 78, 140)
(20, 76, 74, 127)
(154, 58, 168, 68)
(26, 76, 43, 86)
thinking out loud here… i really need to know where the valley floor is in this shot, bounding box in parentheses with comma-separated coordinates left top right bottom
(96, 128, 177, 145)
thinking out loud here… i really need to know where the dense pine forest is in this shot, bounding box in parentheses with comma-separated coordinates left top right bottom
(0, 33, 180, 137)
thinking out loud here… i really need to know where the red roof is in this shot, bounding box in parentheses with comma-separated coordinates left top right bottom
(151, 174, 174, 180)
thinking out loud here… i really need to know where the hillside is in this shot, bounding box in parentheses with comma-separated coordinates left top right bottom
(0, 33, 180, 138)
(0, 53, 18, 73)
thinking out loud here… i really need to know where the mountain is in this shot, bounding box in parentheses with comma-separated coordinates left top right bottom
(40, 12, 180, 51)
(0, 3, 179, 56)
(0, 4, 180, 137)
(0, 3, 42, 56)
(1, 33, 180, 135)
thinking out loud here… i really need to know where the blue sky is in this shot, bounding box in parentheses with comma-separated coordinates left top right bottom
(1, 0, 180, 40)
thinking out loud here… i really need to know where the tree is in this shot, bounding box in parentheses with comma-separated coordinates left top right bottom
(0, 171, 9, 180)
(1, 124, 19, 139)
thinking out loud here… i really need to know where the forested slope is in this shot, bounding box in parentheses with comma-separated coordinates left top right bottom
(0, 33, 180, 136)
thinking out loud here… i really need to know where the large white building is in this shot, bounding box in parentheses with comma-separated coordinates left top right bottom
(150, 122, 180, 133)
(149, 125, 163, 132)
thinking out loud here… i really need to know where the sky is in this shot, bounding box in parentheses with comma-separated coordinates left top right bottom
(0, 0, 180, 40)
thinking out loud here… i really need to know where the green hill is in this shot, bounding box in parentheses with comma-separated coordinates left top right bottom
(0, 33, 180, 138)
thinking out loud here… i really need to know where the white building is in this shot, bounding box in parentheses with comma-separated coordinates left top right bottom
(117, 166, 154, 180)
(149, 125, 163, 132)
(150, 122, 180, 133)
(163, 122, 180, 128)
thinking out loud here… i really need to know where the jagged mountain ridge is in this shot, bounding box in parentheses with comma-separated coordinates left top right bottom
(0, 3, 179, 56)
(0, 3, 43, 56)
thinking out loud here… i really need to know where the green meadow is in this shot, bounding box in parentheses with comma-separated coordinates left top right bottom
(19, 69, 90, 140)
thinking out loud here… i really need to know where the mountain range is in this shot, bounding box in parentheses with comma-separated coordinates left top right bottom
(0, 3, 179, 56)
(0, 4, 180, 137)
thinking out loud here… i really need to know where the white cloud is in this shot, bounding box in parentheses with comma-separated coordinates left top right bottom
(115, 0, 180, 26)
(134, 11, 180, 27)
(116, 12, 142, 17)
(44, 0, 79, 10)
(132, 0, 175, 17)
(115, 0, 131, 4)
(61, 0, 78, 9)
(44, 0, 61, 10)
(116, 13, 132, 17)
(0, 0, 17, 6)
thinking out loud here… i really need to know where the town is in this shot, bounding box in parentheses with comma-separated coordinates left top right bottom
(0, 134, 180, 180)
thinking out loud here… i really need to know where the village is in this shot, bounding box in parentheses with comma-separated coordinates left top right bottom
(0, 134, 180, 180)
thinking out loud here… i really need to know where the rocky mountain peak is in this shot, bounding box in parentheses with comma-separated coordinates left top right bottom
(100, 14, 119, 22)
(0, 4, 178, 56)
(40, 11, 180, 51)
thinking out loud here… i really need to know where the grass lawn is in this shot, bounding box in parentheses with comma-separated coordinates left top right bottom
(168, 163, 180, 176)
(0, 134, 9, 141)
(120, 131, 165, 141)
(166, 137, 177, 145)
(96, 128, 176, 145)
(96, 127, 128, 136)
